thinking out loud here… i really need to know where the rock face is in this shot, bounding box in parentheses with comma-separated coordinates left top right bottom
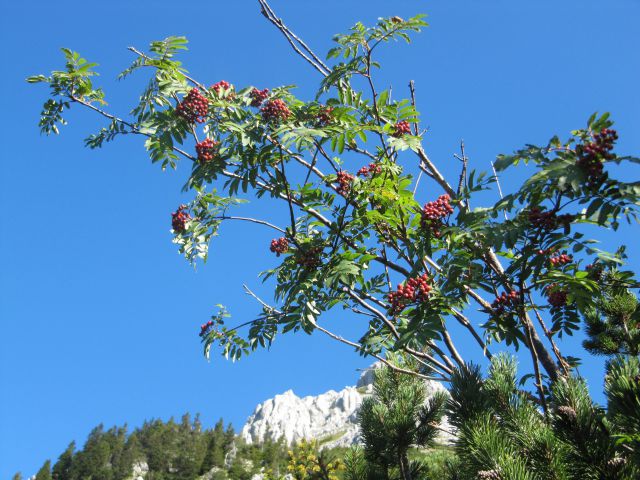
(131, 461, 149, 480)
(241, 363, 454, 448)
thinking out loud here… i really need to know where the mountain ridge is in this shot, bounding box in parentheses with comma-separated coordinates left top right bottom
(241, 363, 454, 448)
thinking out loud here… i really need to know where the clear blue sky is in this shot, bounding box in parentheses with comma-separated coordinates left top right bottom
(1, 0, 639, 477)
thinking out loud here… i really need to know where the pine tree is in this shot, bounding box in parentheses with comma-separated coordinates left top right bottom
(35, 460, 52, 480)
(445, 354, 639, 479)
(52, 442, 75, 480)
(583, 269, 640, 356)
(357, 360, 446, 480)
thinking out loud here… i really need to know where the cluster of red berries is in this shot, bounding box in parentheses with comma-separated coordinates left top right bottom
(576, 128, 617, 184)
(195, 138, 219, 163)
(295, 246, 323, 269)
(421, 195, 454, 222)
(211, 80, 233, 96)
(176, 88, 209, 124)
(387, 274, 432, 313)
(199, 320, 215, 337)
(421, 195, 454, 236)
(317, 106, 334, 126)
(528, 208, 574, 232)
(270, 237, 289, 256)
(250, 88, 269, 107)
(357, 163, 382, 177)
(392, 120, 412, 137)
(171, 205, 191, 233)
(549, 253, 572, 267)
(546, 284, 568, 308)
(261, 99, 291, 123)
(586, 263, 604, 281)
(491, 290, 520, 316)
(336, 171, 354, 196)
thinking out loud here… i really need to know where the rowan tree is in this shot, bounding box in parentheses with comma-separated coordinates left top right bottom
(29, 1, 640, 477)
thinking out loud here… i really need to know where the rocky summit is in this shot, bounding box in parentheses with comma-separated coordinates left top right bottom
(241, 363, 454, 448)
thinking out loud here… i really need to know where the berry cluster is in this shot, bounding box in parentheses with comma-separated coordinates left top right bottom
(549, 253, 572, 267)
(576, 128, 617, 184)
(421, 195, 454, 236)
(199, 320, 215, 337)
(387, 274, 432, 313)
(270, 237, 289, 256)
(295, 246, 323, 269)
(317, 106, 334, 126)
(357, 163, 382, 177)
(171, 205, 191, 233)
(195, 138, 218, 163)
(336, 171, 354, 196)
(250, 88, 269, 107)
(528, 208, 574, 232)
(392, 120, 412, 137)
(586, 262, 604, 281)
(261, 99, 291, 123)
(545, 283, 568, 307)
(176, 88, 209, 124)
(211, 80, 233, 96)
(547, 286, 568, 308)
(491, 290, 520, 316)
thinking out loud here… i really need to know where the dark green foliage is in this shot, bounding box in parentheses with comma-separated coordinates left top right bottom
(35, 460, 52, 480)
(52, 442, 75, 480)
(356, 361, 446, 480)
(445, 355, 640, 479)
(582, 270, 640, 356)
(605, 356, 640, 465)
(42, 415, 289, 480)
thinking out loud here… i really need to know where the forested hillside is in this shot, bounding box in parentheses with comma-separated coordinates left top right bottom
(18, 415, 292, 480)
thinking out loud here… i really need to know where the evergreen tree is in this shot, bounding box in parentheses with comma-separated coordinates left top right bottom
(52, 442, 75, 480)
(445, 354, 639, 479)
(12, 472, 23, 480)
(357, 360, 446, 480)
(35, 460, 52, 480)
(583, 269, 640, 356)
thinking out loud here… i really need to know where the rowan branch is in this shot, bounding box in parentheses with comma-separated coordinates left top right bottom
(258, 0, 330, 77)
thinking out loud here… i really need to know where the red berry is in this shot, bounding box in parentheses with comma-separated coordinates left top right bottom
(420, 195, 454, 237)
(335, 171, 354, 196)
(211, 80, 234, 98)
(357, 163, 382, 177)
(269, 237, 289, 256)
(317, 106, 334, 126)
(575, 128, 617, 185)
(176, 89, 209, 124)
(171, 205, 191, 233)
(392, 120, 412, 137)
(388, 273, 431, 314)
(261, 99, 291, 123)
(195, 138, 219, 163)
(250, 88, 269, 107)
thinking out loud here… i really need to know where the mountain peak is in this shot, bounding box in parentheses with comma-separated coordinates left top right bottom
(241, 363, 454, 448)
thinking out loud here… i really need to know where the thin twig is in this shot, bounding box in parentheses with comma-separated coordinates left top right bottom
(455, 140, 468, 198)
(258, 0, 330, 77)
(216, 216, 286, 234)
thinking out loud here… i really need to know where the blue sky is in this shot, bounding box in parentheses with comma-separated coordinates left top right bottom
(1, 0, 639, 477)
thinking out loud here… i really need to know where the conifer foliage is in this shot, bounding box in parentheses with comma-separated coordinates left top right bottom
(356, 362, 446, 480)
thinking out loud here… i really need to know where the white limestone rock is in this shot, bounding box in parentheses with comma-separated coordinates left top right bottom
(241, 363, 455, 448)
(131, 461, 149, 480)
